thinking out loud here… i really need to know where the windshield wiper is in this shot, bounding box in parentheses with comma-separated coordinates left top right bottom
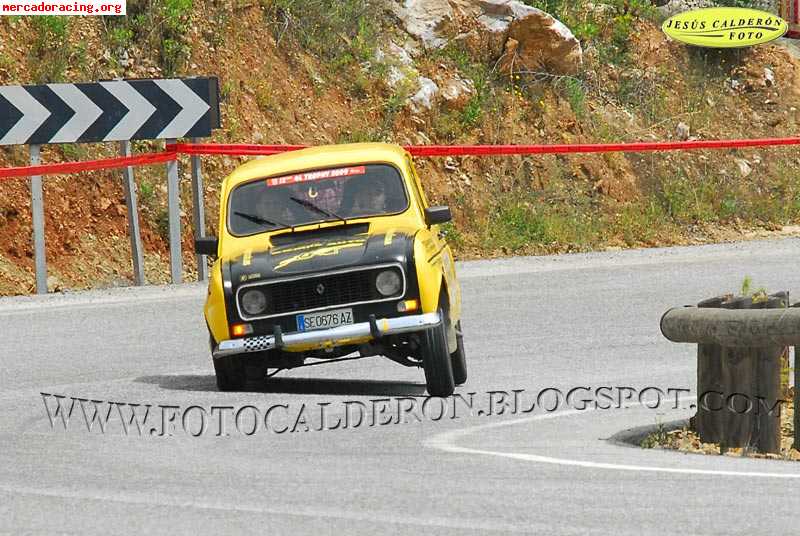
(289, 196, 347, 224)
(234, 211, 287, 229)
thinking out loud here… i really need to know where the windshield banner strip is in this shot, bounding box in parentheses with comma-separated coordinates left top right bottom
(266, 166, 366, 187)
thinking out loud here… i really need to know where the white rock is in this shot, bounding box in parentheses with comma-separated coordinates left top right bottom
(118, 49, 130, 68)
(735, 158, 752, 178)
(676, 122, 690, 141)
(410, 77, 439, 112)
(46, 276, 63, 292)
(441, 75, 476, 107)
(657, 0, 714, 17)
(390, 44, 412, 66)
(480, 0, 583, 74)
(389, 0, 452, 49)
(392, 0, 581, 74)
(764, 67, 775, 87)
(388, 66, 410, 87)
(375, 41, 420, 89)
(415, 131, 432, 144)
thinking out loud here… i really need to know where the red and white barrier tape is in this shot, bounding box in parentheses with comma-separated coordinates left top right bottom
(0, 150, 177, 180)
(171, 138, 800, 157)
(1, 137, 800, 180)
(171, 142, 308, 156)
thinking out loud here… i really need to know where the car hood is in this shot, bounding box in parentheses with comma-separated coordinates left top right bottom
(225, 224, 414, 287)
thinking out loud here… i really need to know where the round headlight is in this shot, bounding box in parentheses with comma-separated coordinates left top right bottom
(376, 270, 402, 297)
(241, 289, 267, 316)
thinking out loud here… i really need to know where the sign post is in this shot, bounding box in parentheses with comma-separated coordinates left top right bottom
(165, 138, 182, 284)
(29, 144, 46, 294)
(190, 137, 208, 281)
(119, 140, 145, 286)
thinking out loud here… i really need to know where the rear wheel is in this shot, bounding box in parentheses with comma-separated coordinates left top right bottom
(450, 320, 467, 386)
(421, 313, 455, 397)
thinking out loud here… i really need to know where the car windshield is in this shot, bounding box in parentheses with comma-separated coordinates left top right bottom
(227, 163, 409, 236)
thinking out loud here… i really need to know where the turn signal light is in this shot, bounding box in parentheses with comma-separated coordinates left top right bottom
(397, 299, 419, 313)
(231, 323, 253, 337)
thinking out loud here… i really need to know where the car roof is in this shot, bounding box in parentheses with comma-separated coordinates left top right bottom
(224, 143, 411, 188)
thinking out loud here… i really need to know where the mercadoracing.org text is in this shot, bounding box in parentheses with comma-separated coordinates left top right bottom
(1, 0, 125, 15)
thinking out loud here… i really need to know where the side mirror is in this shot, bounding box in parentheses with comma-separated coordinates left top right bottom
(195, 236, 219, 257)
(424, 206, 452, 226)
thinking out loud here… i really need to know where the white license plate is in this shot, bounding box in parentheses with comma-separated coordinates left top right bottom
(297, 308, 354, 332)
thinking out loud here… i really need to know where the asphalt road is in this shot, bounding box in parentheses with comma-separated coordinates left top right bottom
(2, 238, 800, 535)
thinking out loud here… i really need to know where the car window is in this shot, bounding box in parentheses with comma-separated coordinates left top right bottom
(228, 163, 409, 236)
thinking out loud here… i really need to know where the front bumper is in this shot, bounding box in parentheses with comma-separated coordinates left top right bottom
(213, 311, 441, 359)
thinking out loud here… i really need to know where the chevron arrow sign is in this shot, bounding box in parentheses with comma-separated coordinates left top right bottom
(0, 77, 220, 146)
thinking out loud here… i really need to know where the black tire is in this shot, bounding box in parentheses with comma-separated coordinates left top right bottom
(450, 320, 467, 386)
(421, 314, 455, 397)
(213, 354, 246, 391)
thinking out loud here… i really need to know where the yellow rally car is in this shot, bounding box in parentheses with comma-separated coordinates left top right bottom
(195, 143, 466, 396)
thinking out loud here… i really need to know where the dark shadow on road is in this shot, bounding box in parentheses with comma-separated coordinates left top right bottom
(135, 374, 428, 397)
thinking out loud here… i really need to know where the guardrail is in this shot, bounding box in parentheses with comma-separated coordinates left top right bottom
(661, 294, 798, 454)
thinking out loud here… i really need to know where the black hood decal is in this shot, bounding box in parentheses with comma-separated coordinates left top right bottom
(226, 229, 414, 292)
(269, 223, 369, 248)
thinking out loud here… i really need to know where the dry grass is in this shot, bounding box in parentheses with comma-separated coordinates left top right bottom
(643, 399, 800, 461)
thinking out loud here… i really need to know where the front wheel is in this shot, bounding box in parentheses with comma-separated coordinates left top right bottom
(421, 314, 455, 397)
(450, 320, 467, 386)
(210, 333, 246, 391)
(213, 355, 246, 391)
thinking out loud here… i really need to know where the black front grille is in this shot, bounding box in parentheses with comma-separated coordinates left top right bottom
(239, 267, 403, 318)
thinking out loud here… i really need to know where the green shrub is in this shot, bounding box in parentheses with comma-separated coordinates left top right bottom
(431, 109, 462, 141)
(156, 208, 170, 242)
(160, 0, 192, 74)
(460, 97, 483, 127)
(523, 0, 566, 16)
(614, 200, 668, 245)
(264, 0, 380, 65)
(0, 51, 14, 76)
(162, 37, 190, 75)
(139, 180, 155, 205)
(60, 144, 88, 161)
(336, 128, 381, 144)
(562, 77, 586, 118)
(31, 16, 71, 82)
(488, 201, 551, 252)
(640, 419, 668, 448)
(433, 42, 499, 135)
(440, 222, 465, 249)
(107, 25, 134, 49)
(254, 83, 276, 112)
(111, 0, 192, 75)
(659, 173, 718, 224)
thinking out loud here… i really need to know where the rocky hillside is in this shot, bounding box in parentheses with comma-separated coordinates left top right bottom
(1, 0, 800, 295)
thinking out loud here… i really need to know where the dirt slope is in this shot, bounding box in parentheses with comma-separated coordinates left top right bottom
(1, 1, 800, 295)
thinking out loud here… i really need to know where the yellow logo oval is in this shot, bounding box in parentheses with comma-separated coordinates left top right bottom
(662, 7, 788, 48)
